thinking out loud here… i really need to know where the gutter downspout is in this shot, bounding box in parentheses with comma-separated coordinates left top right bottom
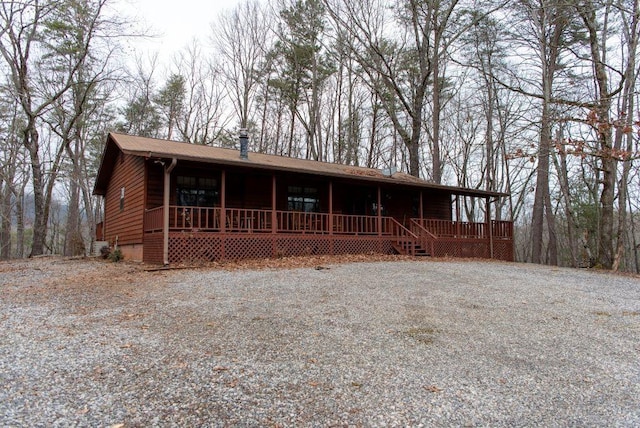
(163, 158, 177, 266)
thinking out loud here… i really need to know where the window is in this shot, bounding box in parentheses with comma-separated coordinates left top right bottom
(176, 176, 218, 207)
(120, 187, 125, 211)
(287, 186, 319, 212)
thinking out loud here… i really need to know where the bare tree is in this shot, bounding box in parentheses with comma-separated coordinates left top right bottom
(0, 0, 112, 256)
(612, 0, 640, 271)
(171, 42, 229, 145)
(575, 0, 624, 269)
(214, 0, 273, 133)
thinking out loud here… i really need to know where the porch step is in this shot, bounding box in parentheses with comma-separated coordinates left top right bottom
(392, 243, 430, 257)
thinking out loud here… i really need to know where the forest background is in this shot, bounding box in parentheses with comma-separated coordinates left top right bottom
(1, 0, 639, 271)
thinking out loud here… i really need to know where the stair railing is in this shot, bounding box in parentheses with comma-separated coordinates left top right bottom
(385, 217, 418, 256)
(409, 219, 437, 256)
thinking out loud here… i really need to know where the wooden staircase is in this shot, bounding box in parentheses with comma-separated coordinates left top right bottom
(391, 242, 430, 256)
(388, 218, 430, 257)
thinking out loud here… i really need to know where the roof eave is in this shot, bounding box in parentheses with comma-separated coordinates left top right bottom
(135, 149, 506, 198)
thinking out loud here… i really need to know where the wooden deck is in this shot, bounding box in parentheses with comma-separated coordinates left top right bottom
(142, 206, 514, 264)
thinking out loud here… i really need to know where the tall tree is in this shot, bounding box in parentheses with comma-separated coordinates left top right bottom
(0, 0, 110, 256)
(271, 0, 334, 160)
(612, 0, 640, 271)
(576, 0, 622, 269)
(170, 42, 229, 145)
(325, 0, 501, 180)
(155, 73, 186, 140)
(214, 0, 272, 133)
(117, 56, 163, 138)
(524, 0, 573, 265)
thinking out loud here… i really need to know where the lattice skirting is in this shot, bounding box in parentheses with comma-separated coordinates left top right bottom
(430, 238, 513, 261)
(143, 233, 164, 264)
(143, 232, 513, 265)
(162, 232, 396, 264)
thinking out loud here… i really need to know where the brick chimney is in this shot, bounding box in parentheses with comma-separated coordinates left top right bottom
(239, 129, 248, 160)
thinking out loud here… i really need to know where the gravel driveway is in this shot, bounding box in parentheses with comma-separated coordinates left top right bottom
(1, 257, 639, 426)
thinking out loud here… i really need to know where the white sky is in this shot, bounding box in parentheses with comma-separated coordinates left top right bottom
(115, 0, 242, 64)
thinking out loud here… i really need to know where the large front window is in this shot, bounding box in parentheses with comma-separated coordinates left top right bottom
(176, 176, 218, 207)
(287, 186, 319, 212)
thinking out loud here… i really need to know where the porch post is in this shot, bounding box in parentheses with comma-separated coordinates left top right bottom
(220, 170, 226, 233)
(328, 181, 333, 235)
(486, 197, 494, 258)
(377, 186, 382, 236)
(419, 191, 423, 220)
(271, 174, 277, 234)
(163, 158, 177, 266)
(455, 195, 461, 238)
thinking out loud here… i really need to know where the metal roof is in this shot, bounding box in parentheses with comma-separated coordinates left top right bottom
(93, 133, 506, 198)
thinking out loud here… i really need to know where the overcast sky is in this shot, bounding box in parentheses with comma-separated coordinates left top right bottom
(116, 0, 242, 63)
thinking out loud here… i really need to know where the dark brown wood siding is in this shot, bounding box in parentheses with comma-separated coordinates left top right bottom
(332, 182, 377, 215)
(383, 187, 416, 224)
(422, 191, 451, 219)
(146, 161, 164, 208)
(227, 171, 273, 209)
(104, 153, 145, 245)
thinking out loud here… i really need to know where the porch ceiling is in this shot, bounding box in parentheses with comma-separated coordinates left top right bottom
(94, 132, 506, 199)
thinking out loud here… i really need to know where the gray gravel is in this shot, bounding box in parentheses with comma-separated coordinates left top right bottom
(1, 257, 639, 427)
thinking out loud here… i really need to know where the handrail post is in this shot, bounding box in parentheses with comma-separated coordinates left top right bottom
(220, 170, 226, 233)
(272, 174, 277, 234)
(377, 186, 382, 236)
(455, 196, 461, 238)
(163, 158, 177, 266)
(486, 197, 494, 259)
(328, 181, 333, 235)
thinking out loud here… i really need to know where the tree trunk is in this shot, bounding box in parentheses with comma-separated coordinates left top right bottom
(553, 134, 579, 267)
(531, 102, 553, 264)
(63, 161, 85, 257)
(0, 164, 15, 260)
(26, 127, 47, 257)
(612, 0, 638, 271)
(579, 3, 615, 269)
(531, 4, 564, 265)
(15, 183, 26, 258)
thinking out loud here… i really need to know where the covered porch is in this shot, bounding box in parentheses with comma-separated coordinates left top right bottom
(141, 156, 513, 265)
(143, 205, 513, 264)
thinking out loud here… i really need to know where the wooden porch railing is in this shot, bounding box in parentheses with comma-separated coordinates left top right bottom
(144, 206, 164, 232)
(333, 213, 380, 235)
(143, 206, 513, 242)
(277, 210, 328, 233)
(384, 217, 418, 255)
(227, 208, 272, 232)
(145, 206, 393, 235)
(414, 218, 513, 239)
(491, 220, 513, 239)
(409, 219, 437, 256)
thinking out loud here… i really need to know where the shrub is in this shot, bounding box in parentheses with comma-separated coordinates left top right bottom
(100, 245, 111, 259)
(108, 248, 124, 263)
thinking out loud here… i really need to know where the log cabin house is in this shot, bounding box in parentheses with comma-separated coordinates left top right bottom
(93, 133, 514, 265)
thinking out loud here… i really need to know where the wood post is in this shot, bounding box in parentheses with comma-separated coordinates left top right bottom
(377, 186, 382, 236)
(486, 197, 494, 259)
(328, 181, 333, 236)
(163, 158, 177, 266)
(220, 170, 226, 233)
(272, 174, 277, 234)
(455, 195, 461, 238)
